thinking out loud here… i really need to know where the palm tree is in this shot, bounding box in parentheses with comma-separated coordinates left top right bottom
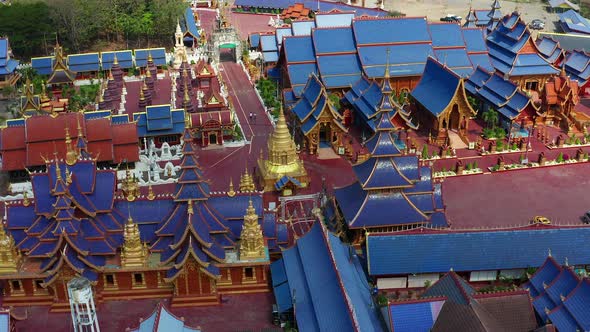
(482, 109, 499, 129)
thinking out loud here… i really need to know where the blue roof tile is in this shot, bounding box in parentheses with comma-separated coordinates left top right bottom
(462, 28, 488, 53)
(284, 36, 315, 63)
(411, 58, 461, 117)
(559, 10, 590, 34)
(353, 17, 430, 45)
(292, 20, 316, 36)
(317, 54, 362, 88)
(101, 50, 133, 69)
(67, 53, 100, 72)
(134, 48, 166, 67)
(315, 12, 355, 27)
(389, 300, 444, 332)
(367, 226, 590, 276)
(548, 305, 582, 332)
(313, 27, 356, 54)
(260, 35, 278, 52)
(563, 280, 590, 330)
(249, 33, 260, 48)
(429, 23, 465, 48)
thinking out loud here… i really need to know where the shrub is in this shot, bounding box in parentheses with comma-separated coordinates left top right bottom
(421, 145, 429, 159)
(494, 127, 506, 138)
(473, 161, 478, 169)
(556, 152, 564, 163)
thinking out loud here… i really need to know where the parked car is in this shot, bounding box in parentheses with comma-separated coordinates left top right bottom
(440, 14, 462, 22)
(530, 19, 545, 30)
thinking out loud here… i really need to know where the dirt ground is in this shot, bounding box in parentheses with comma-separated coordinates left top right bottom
(371, 0, 560, 32)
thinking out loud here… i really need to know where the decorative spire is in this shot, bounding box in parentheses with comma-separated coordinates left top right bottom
(0, 220, 21, 273)
(54, 155, 62, 181)
(139, 86, 145, 101)
(122, 168, 140, 201)
(113, 53, 119, 66)
(187, 199, 194, 215)
(22, 191, 30, 207)
(258, 106, 308, 192)
(565, 257, 569, 267)
(147, 185, 155, 200)
(548, 248, 552, 257)
(148, 51, 153, 63)
(64, 126, 78, 166)
(239, 199, 266, 260)
(384, 48, 391, 79)
(65, 166, 72, 185)
(239, 165, 256, 192)
(227, 178, 236, 197)
(146, 66, 152, 78)
(120, 215, 148, 268)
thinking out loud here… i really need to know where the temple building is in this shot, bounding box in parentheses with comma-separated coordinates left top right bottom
(365, 223, 590, 290)
(410, 57, 477, 142)
(289, 73, 347, 154)
(333, 77, 446, 241)
(465, 67, 539, 129)
(0, 112, 139, 176)
(0, 37, 20, 89)
(257, 108, 308, 195)
(46, 42, 75, 88)
(127, 302, 202, 331)
(524, 255, 590, 332)
(270, 219, 383, 331)
(486, 11, 559, 92)
(386, 271, 537, 332)
(539, 67, 586, 131)
(463, 0, 503, 28)
(0, 131, 271, 310)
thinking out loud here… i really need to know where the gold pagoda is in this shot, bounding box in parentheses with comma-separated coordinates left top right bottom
(257, 107, 308, 193)
(239, 167, 256, 192)
(239, 199, 265, 260)
(64, 127, 78, 166)
(0, 220, 21, 273)
(121, 168, 140, 201)
(120, 216, 148, 268)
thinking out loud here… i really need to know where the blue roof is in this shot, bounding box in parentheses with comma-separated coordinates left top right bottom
(287, 63, 318, 96)
(536, 36, 562, 62)
(101, 50, 133, 69)
(134, 48, 166, 67)
(315, 12, 355, 27)
(260, 34, 278, 52)
(276, 28, 293, 46)
(559, 10, 590, 34)
(183, 8, 200, 39)
(274, 175, 303, 190)
(462, 28, 489, 53)
(423, 272, 475, 304)
(284, 36, 315, 62)
(249, 33, 260, 48)
(353, 17, 430, 45)
(468, 54, 494, 72)
(564, 50, 590, 85)
(411, 58, 461, 117)
(389, 300, 444, 332)
(132, 303, 201, 332)
(317, 54, 362, 88)
(429, 23, 465, 48)
(359, 44, 434, 78)
(68, 53, 100, 72)
(313, 27, 356, 54)
(135, 107, 185, 137)
(280, 221, 382, 331)
(367, 226, 590, 276)
(31, 57, 54, 76)
(0, 58, 18, 75)
(262, 51, 279, 63)
(433, 49, 473, 76)
(0, 39, 6, 66)
(292, 20, 316, 35)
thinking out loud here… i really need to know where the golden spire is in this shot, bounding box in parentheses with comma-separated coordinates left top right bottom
(54, 155, 62, 181)
(184, 82, 190, 103)
(77, 116, 84, 139)
(148, 51, 153, 63)
(120, 215, 148, 268)
(22, 191, 30, 207)
(113, 53, 119, 66)
(227, 178, 236, 197)
(147, 185, 155, 200)
(122, 168, 140, 201)
(65, 166, 72, 185)
(139, 86, 145, 101)
(64, 126, 78, 166)
(187, 199, 194, 215)
(239, 165, 255, 192)
(257, 106, 308, 192)
(146, 66, 152, 78)
(0, 220, 21, 273)
(239, 199, 266, 260)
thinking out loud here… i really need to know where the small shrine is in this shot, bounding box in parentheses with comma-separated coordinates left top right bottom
(0, 217, 21, 273)
(46, 42, 75, 87)
(257, 108, 308, 195)
(239, 199, 266, 260)
(120, 216, 148, 268)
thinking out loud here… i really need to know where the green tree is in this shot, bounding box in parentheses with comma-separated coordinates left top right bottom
(0, 2, 53, 58)
(556, 152, 564, 163)
(421, 145, 429, 159)
(482, 109, 499, 129)
(328, 93, 341, 110)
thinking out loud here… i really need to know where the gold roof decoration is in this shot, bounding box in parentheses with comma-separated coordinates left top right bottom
(239, 165, 256, 192)
(22, 191, 30, 207)
(64, 126, 78, 166)
(65, 166, 72, 185)
(121, 215, 148, 268)
(239, 199, 266, 260)
(227, 178, 236, 197)
(147, 185, 155, 200)
(121, 168, 140, 202)
(145, 65, 152, 78)
(147, 51, 153, 63)
(187, 199, 194, 215)
(257, 106, 308, 192)
(113, 53, 119, 66)
(0, 219, 21, 273)
(139, 85, 145, 101)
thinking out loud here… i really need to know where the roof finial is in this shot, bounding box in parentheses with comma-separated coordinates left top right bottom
(187, 199, 194, 215)
(548, 248, 552, 257)
(147, 185, 155, 200)
(384, 48, 391, 79)
(113, 53, 119, 66)
(228, 178, 236, 197)
(565, 257, 569, 267)
(22, 191, 30, 207)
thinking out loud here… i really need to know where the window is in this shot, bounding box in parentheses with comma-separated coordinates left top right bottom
(525, 81, 539, 91)
(158, 135, 179, 144)
(244, 267, 254, 279)
(35, 280, 43, 289)
(10, 280, 22, 292)
(133, 273, 145, 288)
(105, 274, 116, 287)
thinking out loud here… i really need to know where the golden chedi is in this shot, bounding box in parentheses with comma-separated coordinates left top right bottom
(0, 220, 21, 273)
(239, 167, 256, 192)
(257, 107, 308, 192)
(121, 216, 148, 268)
(239, 199, 265, 260)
